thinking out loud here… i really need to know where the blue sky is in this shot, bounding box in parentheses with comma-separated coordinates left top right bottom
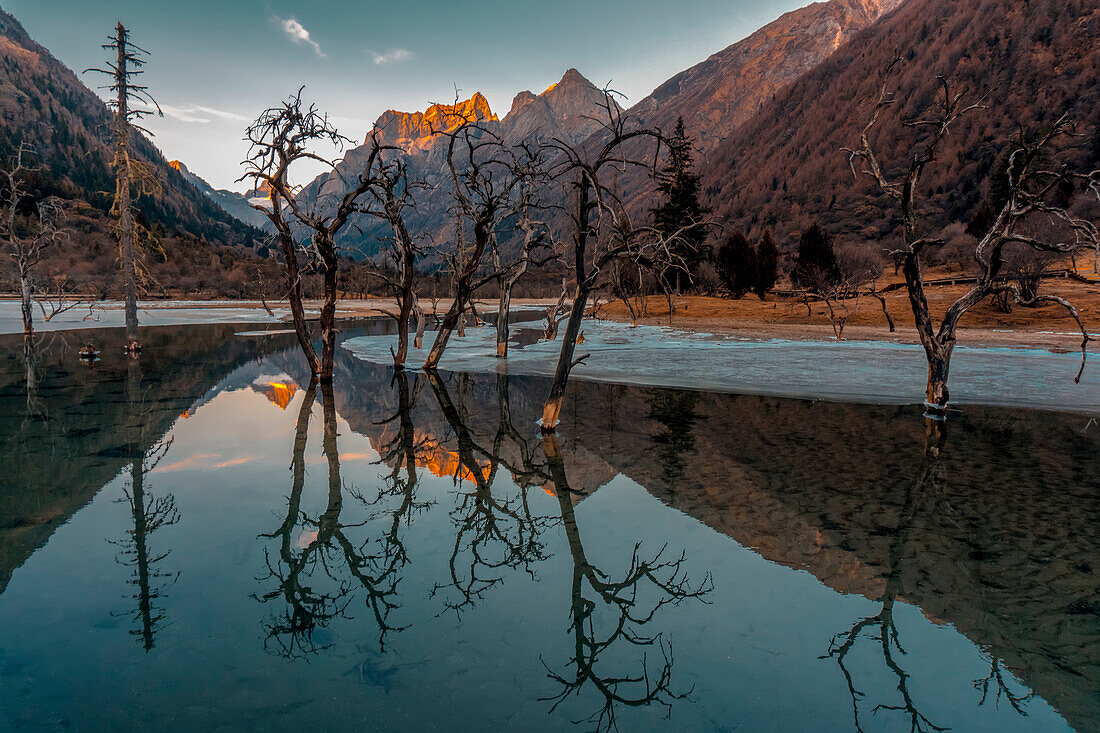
(5, 1, 805, 190)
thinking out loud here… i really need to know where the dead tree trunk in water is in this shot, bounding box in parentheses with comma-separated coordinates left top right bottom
(538, 93, 692, 431)
(846, 60, 1095, 412)
(423, 118, 536, 370)
(493, 195, 552, 358)
(360, 149, 421, 368)
(87, 23, 162, 354)
(0, 143, 67, 342)
(412, 295, 426, 349)
(244, 97, 407, 379)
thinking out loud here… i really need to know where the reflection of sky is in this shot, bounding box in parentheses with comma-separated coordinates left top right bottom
(0, 356, 1078, 732)
(158, 388, 382, 476)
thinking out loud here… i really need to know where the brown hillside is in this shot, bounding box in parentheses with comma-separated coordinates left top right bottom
(700, 0, 1100, 248)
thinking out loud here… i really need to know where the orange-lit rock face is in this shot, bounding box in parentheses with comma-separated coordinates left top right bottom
(168, 160, 183, 172)
(372, 93, 497, 153)
(369, 431, 491, 483)
(252, 381, 299, 410)
(420, 441, 492, 483)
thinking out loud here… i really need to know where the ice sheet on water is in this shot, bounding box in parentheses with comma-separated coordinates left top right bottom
(343, 320, 1100, 413)
(0, 300, 283, 334)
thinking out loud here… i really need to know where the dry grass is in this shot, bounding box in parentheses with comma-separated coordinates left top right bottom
(597, 267, 1100, 351)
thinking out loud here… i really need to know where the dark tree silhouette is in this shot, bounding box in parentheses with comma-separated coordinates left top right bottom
(426, 371, 555, 613)
(111, 360, 179, 651)
(539, 432, 712, 731)
(242, 91, 406, 379)
(714, 231, 756, 298)
(823, 418, 952, 733)
(355, 133, 425, 368)
(791, 222, 840, 290)
(539, 93, 697, 430)
(753, 228, 779, 300)
(651, 117, 710, 292)
(256, 379, 410, 656)
(422, 115, 544, 370)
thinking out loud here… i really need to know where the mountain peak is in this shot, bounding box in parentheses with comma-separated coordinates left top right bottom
(372, 93, 498, 152)
(543, 67, 594, 96)
(558, 67, 587, 85)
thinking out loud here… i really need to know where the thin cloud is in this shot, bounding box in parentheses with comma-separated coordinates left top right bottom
(278, 17, 323, 57)
(370, 48, 413, 65)
(137, 101, 248, 124)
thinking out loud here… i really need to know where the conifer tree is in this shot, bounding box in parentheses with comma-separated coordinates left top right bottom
(791, 222, 839, 290)
(753, 228, 779, 300)
(715, 231, 755, 298)
(651, 117, 709, 292)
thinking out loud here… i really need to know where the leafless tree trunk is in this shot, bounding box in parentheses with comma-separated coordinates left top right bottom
(255, 266, 275, 316)
(847, 60, 1097, 411)
(358, 146, 422, 368)
(493, 185, 553, 357)
(422, 118, 539, 370)
(538, 94, 697, 430)
(821, 289, 859, 340)
(0, 142, 68, 341)
(868, 279, 895, 332)
(88, 23, 163, 354)
(541, 279, 570, 342)
(243, 92, 407, 379)
(412, 294, 426, 349)
(114, 27, 137, 348)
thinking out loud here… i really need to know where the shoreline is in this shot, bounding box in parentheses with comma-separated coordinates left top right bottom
(1, 294, 1096, 353)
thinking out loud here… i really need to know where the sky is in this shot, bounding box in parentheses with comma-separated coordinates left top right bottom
(4, 0, 806, 191)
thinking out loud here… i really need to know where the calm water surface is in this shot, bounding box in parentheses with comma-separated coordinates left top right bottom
(0, 323, 1097, 732)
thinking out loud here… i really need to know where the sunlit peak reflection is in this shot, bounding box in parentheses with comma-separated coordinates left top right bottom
(251, 376, 299, 410)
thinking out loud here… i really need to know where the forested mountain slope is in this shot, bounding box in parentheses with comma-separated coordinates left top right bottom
(699, 0, 1099, 247)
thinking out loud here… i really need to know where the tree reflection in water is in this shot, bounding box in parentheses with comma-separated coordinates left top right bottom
(427, 371, 556, 614)
(823, 418, 1033, 732)
(256, 379, 410, 657)
(540, 432, 713, 732)
(369, 368, 434, 583)
(112, 359, 179, 651)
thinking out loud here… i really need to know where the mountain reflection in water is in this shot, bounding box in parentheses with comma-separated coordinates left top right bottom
(0, 323, 1096, 732)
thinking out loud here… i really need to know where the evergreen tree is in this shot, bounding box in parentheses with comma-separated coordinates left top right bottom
(651, 117, 709, 292)
(791, 222, 839, 290)
(715, 231, 756, 298)
(753, 228, 779, 300)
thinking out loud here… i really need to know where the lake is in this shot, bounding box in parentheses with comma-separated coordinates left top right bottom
(0, 321, 1096, 732)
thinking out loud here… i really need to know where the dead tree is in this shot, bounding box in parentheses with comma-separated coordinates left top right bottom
(242, 90, 400, 379)
(355, 132, 424, 368)
(867, 277, 896, 332)
(86, 23, 162, 354)
(541, 278, 571, 341)
(846, 60, 1097, 411)
(538, 95, 696, 430)
(0, 142, 67, 340)
(422, 116, 537, 370)
(490, 154, 555, 358)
